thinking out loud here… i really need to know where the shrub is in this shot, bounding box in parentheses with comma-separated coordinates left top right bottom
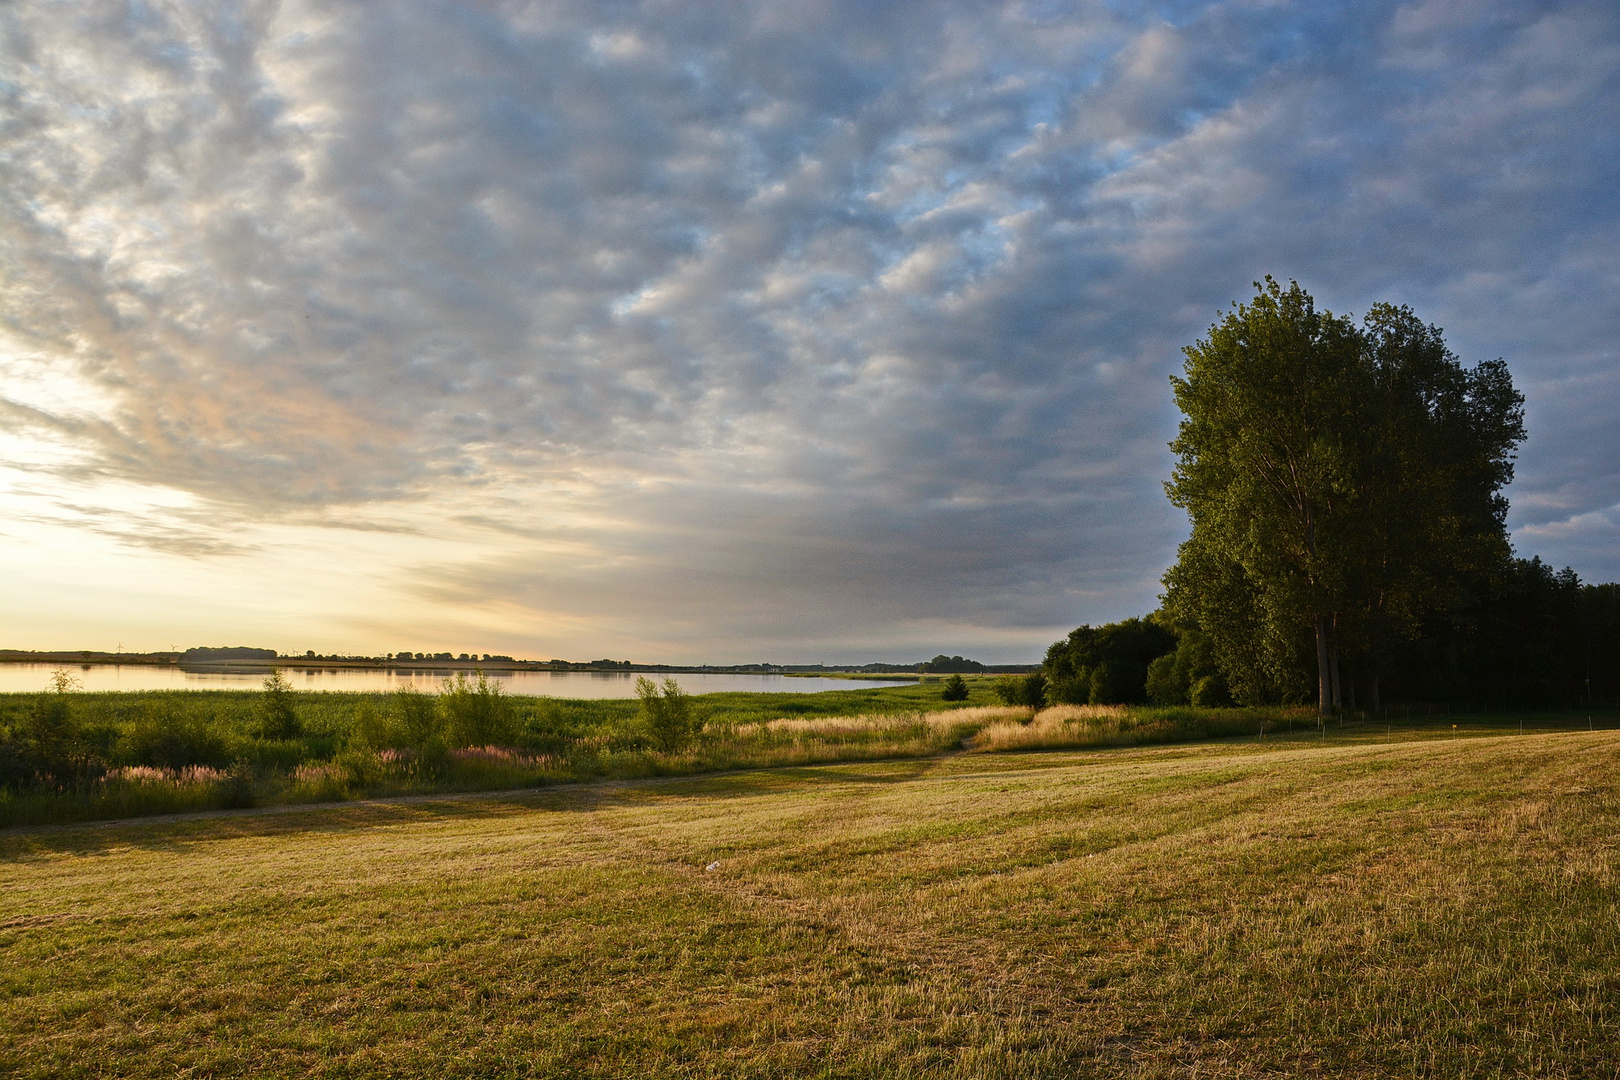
(222, 758, 258, 808)
(393, 685, 445, 750)
(1142, 630, 1230, 707)
(638, 677, 697, 753)
(520, 698, 579, 754)
(439, 672, 516, 747)
(349, 700, 398, 751)
(117, 701, 230, 770)
(1189, 673, 1230, 707)
(993, 673, 1047, 708)
(258, 671, 302, 740)
(8, 693, 106, 787)
(1145, 653, 1184, 706)
(941, 674, 969, 702)
(0, 731, 28, 789)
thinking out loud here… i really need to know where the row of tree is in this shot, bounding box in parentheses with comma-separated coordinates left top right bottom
(1043, 557, 1620, 710)
(1038, 279, 1614, 712)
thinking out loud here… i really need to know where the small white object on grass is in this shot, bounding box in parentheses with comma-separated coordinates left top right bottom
(705, 861, 721, 872)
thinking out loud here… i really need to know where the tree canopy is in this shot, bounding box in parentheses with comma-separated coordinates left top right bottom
(1163, 278, 1525, 712)
(1043, 618, 1176, 705)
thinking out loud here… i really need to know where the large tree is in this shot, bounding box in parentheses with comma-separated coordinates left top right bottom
(1336, 303, 1525, 709)
(1163, 279, 1524, 713)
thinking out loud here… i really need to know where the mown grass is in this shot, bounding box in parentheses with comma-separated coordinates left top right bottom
(2, 728, 1617, 1077)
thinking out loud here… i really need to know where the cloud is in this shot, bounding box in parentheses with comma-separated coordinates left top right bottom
(1, 0, 1617, 658)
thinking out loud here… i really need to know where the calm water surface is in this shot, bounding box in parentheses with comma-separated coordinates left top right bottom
(0, 663, 913, 698)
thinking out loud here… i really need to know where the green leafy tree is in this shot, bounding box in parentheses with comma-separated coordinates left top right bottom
(1336, 303, 1525, 710)
(940, 673, 969, 702)
(1043, 618, 1177, 705)
(1144, 627, 1230, 707)
(919, 655, 984, 674)
(258, 670, 302, 740)
(637, 676, 697, 752)
(1165, 278, 1523, 712)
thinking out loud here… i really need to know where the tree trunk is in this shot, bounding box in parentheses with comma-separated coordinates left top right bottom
(1369, 673, 1381, 714)
(1329, 620, 1342, 712)
(1316, 616, 1331, 716)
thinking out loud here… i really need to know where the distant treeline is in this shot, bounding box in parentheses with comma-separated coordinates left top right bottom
(0, 650, 1030, 676)
(1041, 556, 1620, 710)
(185, 646, 278, 661)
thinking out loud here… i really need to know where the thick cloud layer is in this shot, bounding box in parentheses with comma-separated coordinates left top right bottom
(1, 0, 1616, 660)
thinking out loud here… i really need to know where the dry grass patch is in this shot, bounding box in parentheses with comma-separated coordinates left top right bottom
(968, 703, 1309, 753)
(747, 704, 1032, 737)
(969, 704, 1126, 751)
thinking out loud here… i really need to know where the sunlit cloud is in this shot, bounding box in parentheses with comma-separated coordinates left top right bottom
(1, 0, 1616, 659)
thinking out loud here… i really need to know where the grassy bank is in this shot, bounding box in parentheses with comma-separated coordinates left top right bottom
(0, 680, 1016, 827)
(2, 730, 1617, 1076)
(4, 681, 1613, 827)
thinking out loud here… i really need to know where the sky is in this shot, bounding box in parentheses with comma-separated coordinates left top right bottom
(0, 0, 1616, 664)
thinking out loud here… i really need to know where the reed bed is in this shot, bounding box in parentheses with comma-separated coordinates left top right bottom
(969, 703, 1311, 753)
(108, 764, 229, 785)
(0, 679, 1408, 828)
(745, 704, 1031, 740)
(561, 706, 1034, 780)
(0, 769, 251, 828)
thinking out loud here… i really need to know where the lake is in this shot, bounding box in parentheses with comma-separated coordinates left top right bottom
(0, 663, 914, 698)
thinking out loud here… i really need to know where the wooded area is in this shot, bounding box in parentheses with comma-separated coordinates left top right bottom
(1041, 279, 1613, 712)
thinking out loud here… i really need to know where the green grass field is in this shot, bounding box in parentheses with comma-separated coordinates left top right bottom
(3, 724, 1617, 1077)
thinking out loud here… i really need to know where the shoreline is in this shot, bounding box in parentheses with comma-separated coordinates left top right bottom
(0, 653, 1030, 677)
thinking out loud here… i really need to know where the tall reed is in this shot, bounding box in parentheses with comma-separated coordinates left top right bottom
(968, 703, 1309, 753)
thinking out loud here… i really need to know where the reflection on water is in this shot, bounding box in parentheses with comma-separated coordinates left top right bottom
(0, 663, 913, 698)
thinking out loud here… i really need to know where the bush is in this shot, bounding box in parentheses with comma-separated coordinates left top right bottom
(117, 701, 230, 770)
(393, 685, 445, 750)
(1145, 653, 1183, 706)
(439, 672, 516, 747)
(638, 677, 697, 753)
(993, 673, 1047, 708)
(221, 758, 258, 809)
(941, 674, 969, 702)
(348, 700, 397, 751)
(1189, 673, 1230, 708)
(520, 699, 579, 754)
(1143, 631, 1231, 707)
(258, 671, 302, 740)
(5, 693, 106, 787)
(0, 731, 28, 789)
